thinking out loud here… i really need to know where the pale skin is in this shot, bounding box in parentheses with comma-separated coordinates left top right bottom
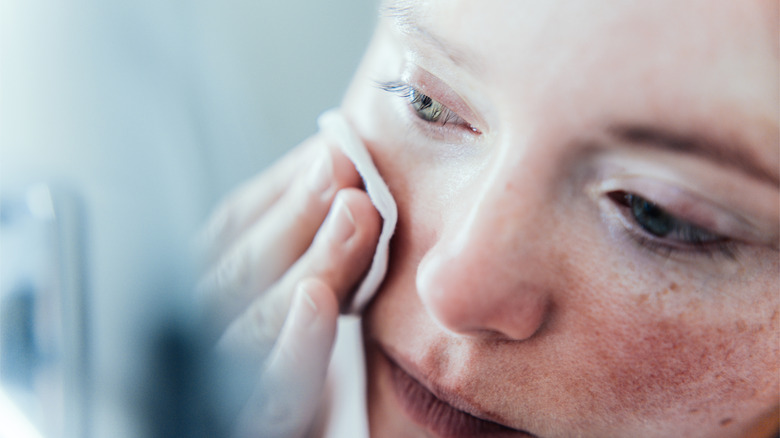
(200, 0, 780, 437)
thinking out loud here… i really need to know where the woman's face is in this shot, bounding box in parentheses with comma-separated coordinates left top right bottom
(341, 0, 779, 437)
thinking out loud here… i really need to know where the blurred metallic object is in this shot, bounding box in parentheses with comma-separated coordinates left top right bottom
(0, 184, 89, 438)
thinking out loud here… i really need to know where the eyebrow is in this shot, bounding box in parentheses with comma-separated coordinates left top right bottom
(381, 0, 485, 75)
(381, 1, 779, 189)
(609, 124, 780, 188)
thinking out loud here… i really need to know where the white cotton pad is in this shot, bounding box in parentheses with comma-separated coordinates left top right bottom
(317, 109, 398, 315)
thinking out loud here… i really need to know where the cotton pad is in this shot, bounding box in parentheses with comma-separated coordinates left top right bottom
(317, 109, 398, 315)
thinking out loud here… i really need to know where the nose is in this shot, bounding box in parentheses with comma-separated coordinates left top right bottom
(415, 166, 555, 341)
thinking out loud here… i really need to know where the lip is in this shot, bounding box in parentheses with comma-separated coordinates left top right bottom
(377, 343, 538, 438)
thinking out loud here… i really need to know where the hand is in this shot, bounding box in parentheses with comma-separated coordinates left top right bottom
(197, 133, 381, 437)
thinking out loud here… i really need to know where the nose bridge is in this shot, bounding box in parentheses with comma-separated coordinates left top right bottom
(416, 150, 554, 341)
(454, 131, 554, 256)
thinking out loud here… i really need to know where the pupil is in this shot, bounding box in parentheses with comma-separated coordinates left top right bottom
(630, 195, 673, 237)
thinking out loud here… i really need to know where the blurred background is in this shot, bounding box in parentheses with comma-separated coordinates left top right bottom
(0, 0, 376, 436)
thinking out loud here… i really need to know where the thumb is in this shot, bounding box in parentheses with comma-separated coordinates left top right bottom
(236, 278, 339, 438)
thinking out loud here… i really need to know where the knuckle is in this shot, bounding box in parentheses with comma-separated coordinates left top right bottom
(211, 250, 250, 301)
(199, 207, 235, 253)
(245, 302, 285, 349)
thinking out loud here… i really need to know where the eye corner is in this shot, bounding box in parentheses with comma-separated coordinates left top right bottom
(440, 112, 483, 135)
(607, 190, 630, 207)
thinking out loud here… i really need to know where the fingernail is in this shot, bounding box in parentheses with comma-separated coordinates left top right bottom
(327, 196, 356, 242)
(293, 281, 319, 327)
(307, 148, 333, 193)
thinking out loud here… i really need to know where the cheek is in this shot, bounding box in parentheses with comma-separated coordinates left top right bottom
(361, 135, 479, 253)
(546, 241, 780, 431)
(609, 323, 771, 406)
(571, 288, 780, 426)
(556, 219, 780, 422)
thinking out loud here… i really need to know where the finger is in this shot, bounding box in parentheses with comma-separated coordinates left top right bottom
(218, 188, 381, 356)
(233, 279, 338, 438)
(198, 146, 364, 327)
(199, 134, 322, 261)
(265, 188, 383, 311)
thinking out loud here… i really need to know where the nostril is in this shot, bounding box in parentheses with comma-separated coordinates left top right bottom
(465, 328, 513, 341)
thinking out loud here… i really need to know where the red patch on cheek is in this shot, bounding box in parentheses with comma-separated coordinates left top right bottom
(588, 317, 772, 422)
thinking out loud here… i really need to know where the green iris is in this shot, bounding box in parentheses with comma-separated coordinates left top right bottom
(410, 90, 444, 122)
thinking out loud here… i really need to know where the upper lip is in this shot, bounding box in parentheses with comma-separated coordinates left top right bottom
(377, 341, 538, 436)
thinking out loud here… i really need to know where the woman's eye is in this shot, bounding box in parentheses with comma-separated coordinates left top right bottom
(409, 89, 445, 122)
(377, 80, 478, 132)
(608, 191, 734, 256)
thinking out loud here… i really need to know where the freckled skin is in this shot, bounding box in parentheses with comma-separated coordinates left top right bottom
(361, 197, 778, 436)
(341, 0, 779, 437)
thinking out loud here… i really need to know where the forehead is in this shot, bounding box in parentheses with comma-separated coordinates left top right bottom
(405, 0, 777, 75)
(391, 0, 778, 144)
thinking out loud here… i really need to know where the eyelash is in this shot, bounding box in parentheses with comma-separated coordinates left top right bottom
(378, 81, 743, 262)
(377, 80, 479, 133)
(608, 191, 739, 260)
